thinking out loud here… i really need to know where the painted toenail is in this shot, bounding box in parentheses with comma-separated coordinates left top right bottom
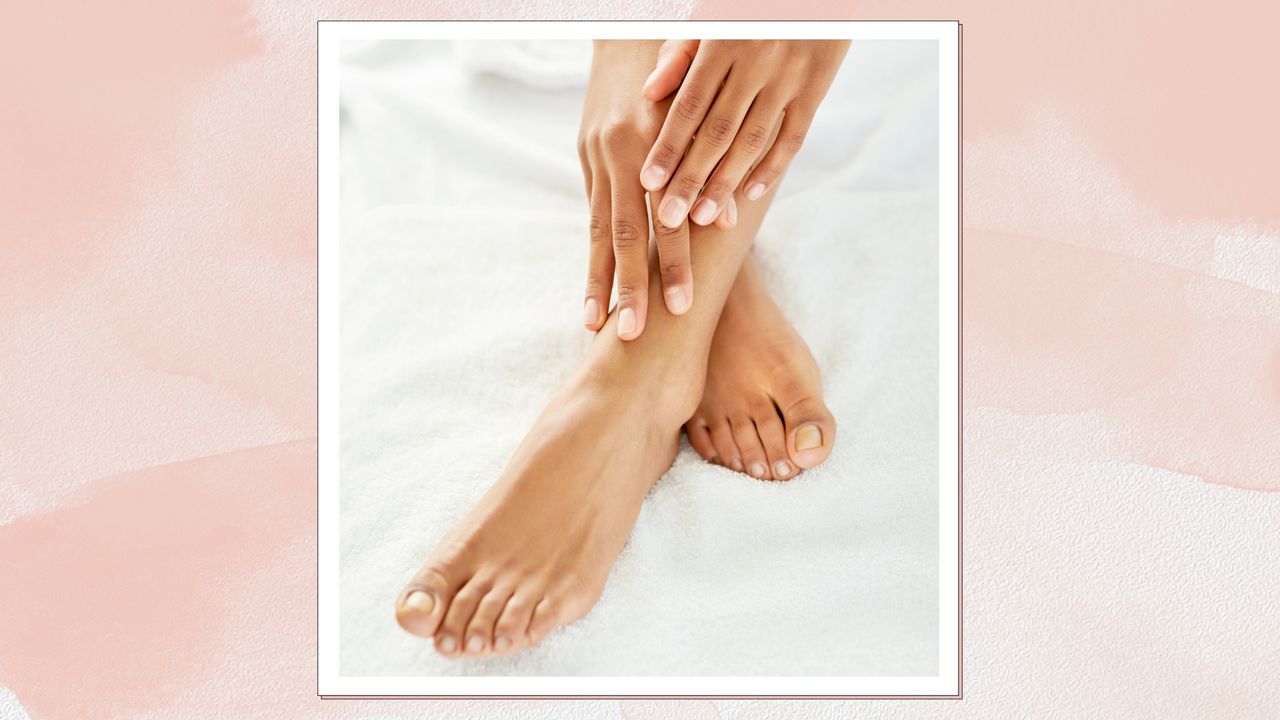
(495, 635, 512, 651)
(438, 636, 457, 653)
(618, 307, 637, 337)
(467, 635, 485, 652)
(730, 457, 744, 472)
(665, 286, 690, 314)
(749, 462, 767, 478)
(774, 460, 793, 477)
(796, 424, 823, 450)
(404, 590, 434, 615)
(584, 297, 600, 327)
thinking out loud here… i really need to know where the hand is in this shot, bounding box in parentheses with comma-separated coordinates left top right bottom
(638, 39, 851, 228)
(578, 41, 733, 340)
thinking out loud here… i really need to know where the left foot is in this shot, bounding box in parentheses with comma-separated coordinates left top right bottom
(685, 257, 836, 480)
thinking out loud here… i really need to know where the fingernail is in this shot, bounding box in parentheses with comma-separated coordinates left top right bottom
(690, 198, 718, 225)
(665, 286, 690, 314)
(796, 424, 823, 450)
(584, 297, 600, 327)
(618, 307, 637, 337)
(730, 457, 744, 472)
(466, 635, 485, 653)
(659, 197, 688, 227)
(746, 182, 766, 201)
(438, 636, 457, 653)
(495, 636, 512, 651)
(404, 590, 434, 615)
(725, 196, 738, 226)
(641, 165, 667, 190)
(774, 460, 793, 477)
(749, 462, 767, 478)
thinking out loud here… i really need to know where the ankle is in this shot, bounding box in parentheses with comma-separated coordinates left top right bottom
(576, 344, 705, 429)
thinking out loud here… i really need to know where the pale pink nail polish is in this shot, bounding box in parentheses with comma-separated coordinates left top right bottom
(749, 462, 767, 478)
(641, 165, 667, 190)
(618, 307, 637, 337)
(659, 197, 688, 227)
(583, 297, 600, 327)
(665, 286, 690, 314)
(746, 182, 766, 200)
(725, 197, 738, 225)
(690, 198, 718, 225)
(774, 460, 793, 477)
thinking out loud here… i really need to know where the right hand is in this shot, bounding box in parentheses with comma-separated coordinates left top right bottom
(578, 41, 735, 340)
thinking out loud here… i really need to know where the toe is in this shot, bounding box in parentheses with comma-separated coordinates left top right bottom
(462, 585, 514, 658)
(752, 403, 795, 480)
(527, 596, 561, 647)
(707, 419, 744, 472)
(493, 589, 540, 655)
(435, 576, 489, 658)
(684, 418, 718, 463)
(729, 414, 771, 480)
(396, 565, 463, 639)
(780, 393, 837, 470)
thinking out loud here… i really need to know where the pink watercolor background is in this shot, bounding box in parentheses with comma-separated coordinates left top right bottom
(2, 1, 1278, 719)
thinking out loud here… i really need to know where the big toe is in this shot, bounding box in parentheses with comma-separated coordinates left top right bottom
(395, 566, 460, 639)
(781, 394, 836, 470)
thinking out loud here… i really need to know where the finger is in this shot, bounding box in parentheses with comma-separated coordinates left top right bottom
(660, 78, 758, 227)
(642, 39, 700, 102)
(648, 187, 692, 315)
(713, 195, 737, 229)
(696, 96, 784, 222)
(639, 51, 728, 193)
(744, 100, 818, 202)
(583, 164, 613, 331)
(611, 174, 650, 341)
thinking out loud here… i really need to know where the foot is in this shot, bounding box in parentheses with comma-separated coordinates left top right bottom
(395, 334, 702, 659)
(684, 258, 836, 481)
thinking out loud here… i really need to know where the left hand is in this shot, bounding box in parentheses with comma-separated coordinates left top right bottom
(638, 39, 851, 228)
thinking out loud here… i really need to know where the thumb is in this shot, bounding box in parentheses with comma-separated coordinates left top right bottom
(642, 39, 699, 101)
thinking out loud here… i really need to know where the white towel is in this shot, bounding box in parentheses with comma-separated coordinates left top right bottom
(338, 39, 941, 676)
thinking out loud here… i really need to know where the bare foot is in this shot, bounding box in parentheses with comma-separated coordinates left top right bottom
(395, 329, 703, 659)
(685, 257, 836, 481)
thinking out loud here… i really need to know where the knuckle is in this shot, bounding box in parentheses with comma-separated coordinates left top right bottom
(611, 219, 644, 250)
(654, 140, 682, 163)
(702, 116, 736, 146)
(675, 174, 704, 195)
(615, 281, 643, 302)
(673, 90, 704, 121)
(600, 120, 633, 147)
(588, 216, 610, 243)
(661, 262, 686, 286)
(782, 130, 807, 155)
(741, 123, 772, 152)
(702, 179, 733, 199)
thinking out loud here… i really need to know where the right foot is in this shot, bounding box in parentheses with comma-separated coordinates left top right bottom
(395, 327, 703, 659)
(684, 257, 836, 480)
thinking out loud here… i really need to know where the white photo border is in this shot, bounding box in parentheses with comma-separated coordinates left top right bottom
(318, 19, 961, 698)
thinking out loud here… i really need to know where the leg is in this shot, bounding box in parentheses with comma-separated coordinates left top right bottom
(684, 256, 837, 481)
(395, 188, 775, 658)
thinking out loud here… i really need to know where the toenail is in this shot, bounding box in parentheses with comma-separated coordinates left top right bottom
(729, 457, 744, 472)
(749, 462, 767, 478)
(404, 590, 434, 615)
(774, 460, 793, 477)
(437, 636, 457, 653)
(618, 307, 637, 337)
(796, 424, 823, 450)
(495, 635, 512, 651)
(467, 635, 485, 653)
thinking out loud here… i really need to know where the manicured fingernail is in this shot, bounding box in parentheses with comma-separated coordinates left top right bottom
(659, 197, 688, 227)
(746, 182, 766, 200)
(495, 636, 512, 651)
(641, 165, 667, 190)
(438, 636, 457, 653)
(690, 198, 718, 225)
(774, 460, 793, 477)
(796, 424, 823, 450)
(618, 307, 637, 337)
(665, 286, 690, 314)
(725, 196, 738, 226)
(584, 297, 600, 327)
(749, 462, 767, 478)
(730, 457, 744, 472)
(404, 590, 434, 615)
(466, 635, 485, 653)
